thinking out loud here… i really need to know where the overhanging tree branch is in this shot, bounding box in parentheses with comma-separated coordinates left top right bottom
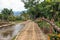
(42, 17, 60, 32)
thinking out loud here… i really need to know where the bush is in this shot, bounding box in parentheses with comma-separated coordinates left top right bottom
(48, 34, 60, 40)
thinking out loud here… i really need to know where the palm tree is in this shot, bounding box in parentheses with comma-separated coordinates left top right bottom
(1, 8, 14, 21)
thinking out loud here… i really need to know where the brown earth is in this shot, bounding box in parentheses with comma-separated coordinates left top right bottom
(15, 21, 48, 40)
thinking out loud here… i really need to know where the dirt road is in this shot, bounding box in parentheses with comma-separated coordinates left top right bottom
(15, 21, 48, 40)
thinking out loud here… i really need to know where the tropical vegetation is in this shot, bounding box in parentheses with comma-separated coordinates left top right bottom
(0, 0, 60, 40)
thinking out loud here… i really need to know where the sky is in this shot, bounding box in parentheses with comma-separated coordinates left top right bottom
(0, 0, 44, 12)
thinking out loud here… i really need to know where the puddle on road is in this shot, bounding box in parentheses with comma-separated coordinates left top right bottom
(0, 24, 24, 40)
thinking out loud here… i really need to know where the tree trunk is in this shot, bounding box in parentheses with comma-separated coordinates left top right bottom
(42, 17, 60, 33)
